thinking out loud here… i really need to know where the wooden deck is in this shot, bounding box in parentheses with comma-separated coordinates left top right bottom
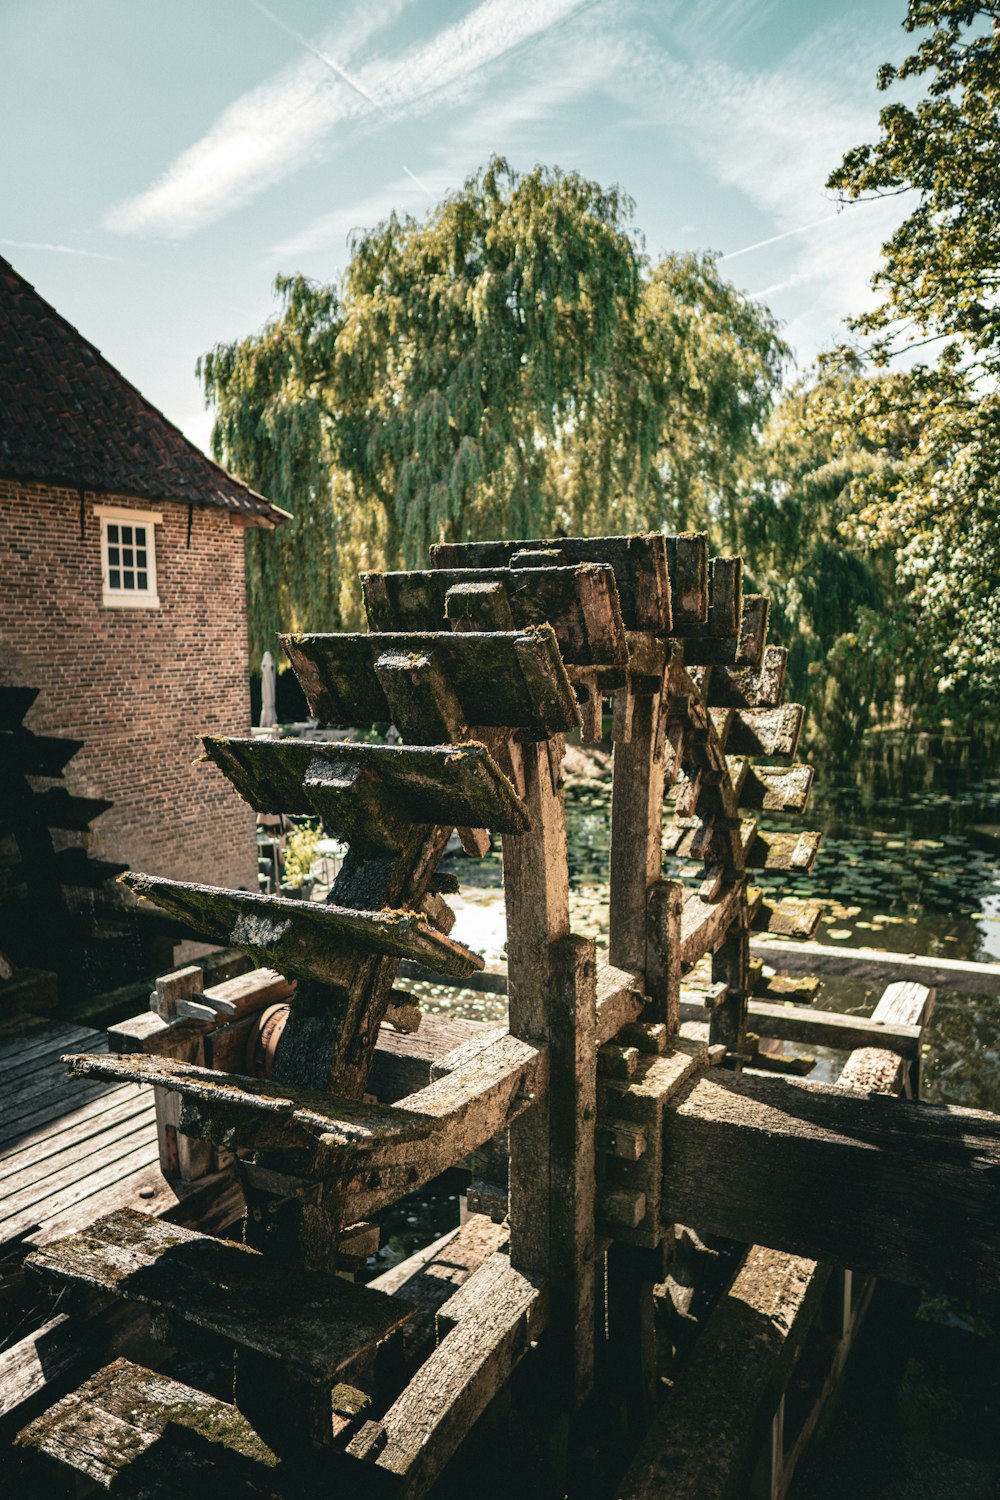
(0, 1022, 163, 1252)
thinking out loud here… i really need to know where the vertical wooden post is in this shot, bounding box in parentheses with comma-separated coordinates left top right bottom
(149, 966, 213, 1182)
(606, 677, 673, 1434)
(646, 878, 683, 1033)
(548, 933, 598, 1406)
(609, 687, 667, 975)
(710, 905, 750, 1053)
(502, 737, 570, 1283)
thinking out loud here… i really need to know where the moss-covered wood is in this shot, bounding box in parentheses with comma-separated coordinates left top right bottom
(429, 532, 673, 633)
(710, 704, 804, 760)
(202, 737, 529, 849)
(17, 1357, 282, 1494)
(119, 873, 484, 982)
(731, 760, 814, 812)
(281, 626, 580, 737)
(362, 563, 628, 666)
(704, 646, 787, 709)
(27, 1208, 414, 1382)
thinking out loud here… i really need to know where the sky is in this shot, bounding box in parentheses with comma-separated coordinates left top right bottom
(2, 0, 913, 455)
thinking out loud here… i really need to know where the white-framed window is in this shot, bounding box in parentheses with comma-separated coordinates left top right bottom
(95, 504, 162, 608)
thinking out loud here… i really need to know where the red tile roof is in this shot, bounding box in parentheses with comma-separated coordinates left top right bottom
(0, 257, 287, 524)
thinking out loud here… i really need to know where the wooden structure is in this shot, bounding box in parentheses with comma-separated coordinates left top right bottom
(12, 532, 1000, 1497)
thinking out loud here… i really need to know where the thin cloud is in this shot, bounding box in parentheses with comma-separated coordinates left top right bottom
(0, 237, 128, 263)
(105, 0, 591, 240)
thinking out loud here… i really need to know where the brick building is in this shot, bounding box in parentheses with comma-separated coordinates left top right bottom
(0, 257, 287, 942)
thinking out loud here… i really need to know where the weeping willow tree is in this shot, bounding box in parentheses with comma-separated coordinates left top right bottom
(200, 157, 786, 664)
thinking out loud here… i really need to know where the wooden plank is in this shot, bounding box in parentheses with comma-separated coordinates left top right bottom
(200, 966, 296, 1019)
(870, 979, 934, 1028)
(28, 1207, 414, 1383)
(17, 1357, 282, 1492)
(26, 1165, 244, 1252)
(0, 1137, 160, 1247)
(734, 761, 814, 812)
(0, 1315, 79, 1423)
(707, 646, 787, 709)
(741, 824, 822, 873)
(662, 534, 709, 625)
(595, 964, 645, 1044)
(646, 879, 683, 1032)
(683, 998, 922, 1058)
(617, 1248, 828, 1500)
(502, 738, 570, 1284)
(712, 704, 803, 759)
(679, 882, 745, 968)
(281, 627, 580, 736)
(361, 1252, 546, 1499)
(610, 689, 667, 975)
(749, 939, 1000, 996)
(753, 899, 825, 940)
(429, 533, 672, 634)
(362, 564, 628, 666)
(370, 1214, 509, 1304)
(120, 873, 484, 984)
(0, 1078, 122, 1152)
(65, 1039, 547, 1223)
(203, 737, 529, 847)
(0, 1025, 101, 1078)
(0, 1088, 152, 1184)
(547, 934, 598, 1403)
(683, 592, 769, 666)
(661, 1070, 1000, 1295)
(0, 1118, 157, 1226)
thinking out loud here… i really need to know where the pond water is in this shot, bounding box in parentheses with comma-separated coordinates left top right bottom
(426, 765, 1000, 1109)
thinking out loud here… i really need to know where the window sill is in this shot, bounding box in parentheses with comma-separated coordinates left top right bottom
(101, 593, 162, 610)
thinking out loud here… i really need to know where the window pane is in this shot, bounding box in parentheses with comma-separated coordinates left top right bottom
(135, 527, 146, 546)
(123, 548, 134, 567)
(137, 571, 148, 590)
(122, 526, 133, 544)
(123, 570, 135, 589)
(107, 524, 118, 542)
(109, 569, 121, 588)
(136, 547, 147, 568)
(108, 546, 119, 566)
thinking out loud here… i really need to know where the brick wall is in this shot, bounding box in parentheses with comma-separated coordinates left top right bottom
(0, 479, 258, 891)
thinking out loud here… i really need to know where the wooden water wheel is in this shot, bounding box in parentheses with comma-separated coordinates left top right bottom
(20, 530, 942, 1499)
(0, 685, 121, 1006)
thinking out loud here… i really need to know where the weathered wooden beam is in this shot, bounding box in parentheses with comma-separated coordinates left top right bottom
(682, 592, 769, 666)
(706, 646, 787, 709)
(662, 1070, 1000, 1295)
(362, 564, 628, 667)
(354, 1252, 547, 1499)
(281, 627, 580, 736)
(733, 760, 814, 813)
(119, 874, 484, 985)
(679, 997, 922, 1058)
(616, 1249, 828, 1500)
(202, 738, 529, 848)
(429, 533, 672, 634)
(679, 882, 745, 968)
(16, 1357, 282, 1492)
(711, 704, 803, 760)
(65, 1036, 547, 1223)
(662, 534, 709, 625)
(749, 939, 1000, 996)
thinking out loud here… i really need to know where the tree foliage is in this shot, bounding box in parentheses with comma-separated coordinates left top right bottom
(201, 158, 785, 665)
(813, 1, 1000, 730)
